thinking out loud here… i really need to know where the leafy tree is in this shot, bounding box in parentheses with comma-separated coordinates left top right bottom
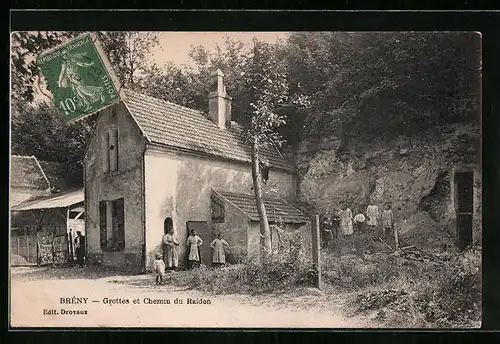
(11, 31, 82, 106)
(11, 102, 97, 186)
(97, 31, 159, 89)
(283, 32, 481, 155)
(134, 62, 207, 110)
(239, 39, 294, 257)
(186, 37, 249, 117)
(135, 36, 250, 116)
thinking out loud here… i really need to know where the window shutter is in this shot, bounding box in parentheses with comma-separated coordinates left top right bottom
(103, 132, 110, 173)
(115, 128, 119, 171)
(99, 201, 107, 249)
(114, 198, 125, 250)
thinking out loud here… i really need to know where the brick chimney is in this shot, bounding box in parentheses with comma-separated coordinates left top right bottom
(208, 69, 232, 129)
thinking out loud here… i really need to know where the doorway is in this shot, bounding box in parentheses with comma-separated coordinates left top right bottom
(164, 217, 173, 234)
(455, 171, 473, 250)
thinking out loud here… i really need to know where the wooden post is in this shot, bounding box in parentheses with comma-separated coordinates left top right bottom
(68, 230, 74, 262)
(66, 207, 72, 263)
(52, 226, 56, 265)
(394, 226, 399, 251)
(311, 215, 322, 289)
(25, 227, 29, 264)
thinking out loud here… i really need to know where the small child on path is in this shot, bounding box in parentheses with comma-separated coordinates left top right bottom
(353, 210, 366, 233)
(152, 252, 166, 285)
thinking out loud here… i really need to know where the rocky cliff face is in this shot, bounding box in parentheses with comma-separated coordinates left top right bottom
(295, 122, 481, 249)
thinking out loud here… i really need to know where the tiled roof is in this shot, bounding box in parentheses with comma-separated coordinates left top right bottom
(122, 89, 294, 172)
(214, 190, 310, 224)
(10, 155, 50, 190)
(12, 188, 84, 211)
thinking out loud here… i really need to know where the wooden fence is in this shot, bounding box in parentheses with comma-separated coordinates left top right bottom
(11, 226, 69, 266)
(11, 227, 38, 264)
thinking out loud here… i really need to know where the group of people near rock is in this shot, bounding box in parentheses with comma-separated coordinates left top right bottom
(320, 203, 395, 249)
(152, 228, 230, 285)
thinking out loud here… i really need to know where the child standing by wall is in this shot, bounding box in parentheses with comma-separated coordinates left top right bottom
(152, 253, 166, 285)
(210, 232, 230, 268)
(382, 203, 394, 240)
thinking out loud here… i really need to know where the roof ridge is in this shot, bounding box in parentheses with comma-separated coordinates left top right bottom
(124, 88, 205, 116)
(217, 190, 286, 202)
(125, 96, 250, 139)
(11, 155, 37, 159)
(124, 89, 255, 135)
(38, 159, 63, 164)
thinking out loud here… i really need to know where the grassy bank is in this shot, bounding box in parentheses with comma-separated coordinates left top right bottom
(161, 231, 481, 328)
(329, 246, 481, 328)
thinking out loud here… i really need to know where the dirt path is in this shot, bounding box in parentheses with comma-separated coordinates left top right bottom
(10, 267, 373, 328)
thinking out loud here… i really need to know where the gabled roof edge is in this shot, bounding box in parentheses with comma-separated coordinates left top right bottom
(33, 156, 51, 190)
(122, 101, 152, 143)
(211, 189, 253, 222)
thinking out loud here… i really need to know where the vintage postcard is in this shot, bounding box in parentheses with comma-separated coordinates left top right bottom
(9, 30, 482, 328)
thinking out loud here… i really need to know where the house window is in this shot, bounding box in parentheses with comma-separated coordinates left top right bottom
(211, 195, 225, 223)
(104, 127, 119, 173)
(100, 198, 125, 251)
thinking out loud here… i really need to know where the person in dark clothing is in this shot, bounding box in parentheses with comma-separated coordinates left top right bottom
(331, 211, 341, 239)
(321, 216, 334, 250)
(74, 231, 86, 267)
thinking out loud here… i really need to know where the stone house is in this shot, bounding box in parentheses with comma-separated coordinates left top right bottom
(211, 190, 310, 264)
(84, 70, 310, 272)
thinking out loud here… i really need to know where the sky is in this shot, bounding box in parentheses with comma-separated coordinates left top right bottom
(26, 31, 289, 104)
(150, 32, 289, 68)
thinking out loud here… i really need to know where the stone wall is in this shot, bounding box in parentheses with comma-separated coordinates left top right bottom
(297, 122, 481, 249)
(212, 199, 249, 264)
(84, 103, 146, 271)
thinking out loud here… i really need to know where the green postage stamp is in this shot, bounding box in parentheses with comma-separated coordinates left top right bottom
(37, 34, 120, 121)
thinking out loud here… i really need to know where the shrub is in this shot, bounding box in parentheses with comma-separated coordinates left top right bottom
(340, 245, 482, 328)
(427, 245, 482, 326)
(323, 252, 405, 290)
(164, 230, 314, 295)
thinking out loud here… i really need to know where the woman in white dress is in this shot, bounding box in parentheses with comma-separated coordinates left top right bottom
(162, 228, 179, 271)
(366, 204, 380, 231)
(186, 229, 203, 269)
(338, 206, 353, 236)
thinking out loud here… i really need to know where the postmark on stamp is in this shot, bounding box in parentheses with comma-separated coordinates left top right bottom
(37, 34, 119, 121)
